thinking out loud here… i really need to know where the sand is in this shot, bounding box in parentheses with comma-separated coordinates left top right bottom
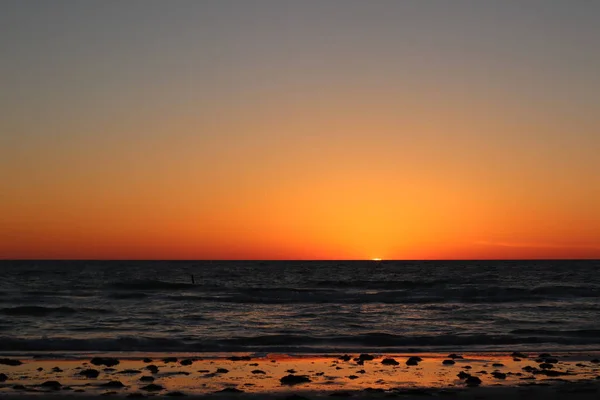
(0, 352, 599, 399)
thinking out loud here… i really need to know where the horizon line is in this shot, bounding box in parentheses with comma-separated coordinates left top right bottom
(1, 258, 598, 262)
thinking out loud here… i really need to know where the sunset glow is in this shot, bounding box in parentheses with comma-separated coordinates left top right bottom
(1, 1, 599, 260)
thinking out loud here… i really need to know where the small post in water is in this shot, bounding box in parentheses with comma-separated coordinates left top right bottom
(190, 274, 195, 284)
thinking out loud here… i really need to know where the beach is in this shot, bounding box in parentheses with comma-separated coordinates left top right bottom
(2, 260, 600, 399)
(1, 352, 599, 399)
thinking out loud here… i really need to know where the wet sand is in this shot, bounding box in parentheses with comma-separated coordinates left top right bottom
(0, 352, 599, 398)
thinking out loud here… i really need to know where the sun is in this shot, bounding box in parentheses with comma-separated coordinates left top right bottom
(371, 258, 382, 261)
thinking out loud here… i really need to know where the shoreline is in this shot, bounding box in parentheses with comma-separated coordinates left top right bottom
(1, 352, 599, 398)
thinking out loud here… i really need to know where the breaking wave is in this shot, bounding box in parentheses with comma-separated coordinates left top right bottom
(2, 331, 600, 353)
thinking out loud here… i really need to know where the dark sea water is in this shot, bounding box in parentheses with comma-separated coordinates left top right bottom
(0, 260, 599, 355)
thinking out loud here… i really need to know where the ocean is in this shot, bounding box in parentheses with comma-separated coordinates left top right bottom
(1, 260, 599, 355)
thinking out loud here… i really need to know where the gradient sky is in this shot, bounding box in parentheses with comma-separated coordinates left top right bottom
(1, 0, 599, 260)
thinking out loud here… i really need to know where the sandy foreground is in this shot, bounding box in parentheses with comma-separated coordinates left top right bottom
(1, 352, 599, 399)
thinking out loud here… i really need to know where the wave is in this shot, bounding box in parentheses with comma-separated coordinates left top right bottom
(0, 306, 112, 317)
(2, 331, 600, 353)
(107, 293, 148, 300)
(108, 280, 196, 291)
(99, 277, 600, 304)
(164, 285, 600, 304)
(309, 279, 456, 289)
(510, 329, 600, 338)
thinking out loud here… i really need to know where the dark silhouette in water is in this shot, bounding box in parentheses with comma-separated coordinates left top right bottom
(190, 274, 195, 285)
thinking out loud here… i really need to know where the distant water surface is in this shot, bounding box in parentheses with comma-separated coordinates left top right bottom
(0, 260, 599, 354)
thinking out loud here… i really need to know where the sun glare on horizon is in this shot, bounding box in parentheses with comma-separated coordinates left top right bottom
(371, 258, 382, 261)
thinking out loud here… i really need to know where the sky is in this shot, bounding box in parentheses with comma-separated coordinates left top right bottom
(1, 0, 599, 260)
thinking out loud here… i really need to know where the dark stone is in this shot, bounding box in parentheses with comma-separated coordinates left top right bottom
(539, 363, 554, 369)
(80, 369, 100, 378)
(358, 354, 375, 361)
(62, 386, 73, 390)
(538, 353, 552, 358)
(511, 352, 528, 358)
(286, 369, 297, 373)
(0, 373, 7, 382)
(249, 363, 259, 366)
(37, 367, 43, 371)
(139, 376, 155, 382)
(41, 380, 62, 390)
(591, 359, 600, 364)
(216, 368, 229, 374)
(227, 356, 251, 361)
(198, 369, 210, 373)
(513, 358, 521, 362)
(442, 360, 456, 365)
(142, 358, 152, 363)
(315, 372, 325, 376)
(251, 370, 266, 374)
(180, 359, 193, 366)
(463, 365, 472, 369)
(535, 370, 570, 377)
(491, 372, 506, 379)
(166, 391, 187, 396)
(13, 385, 26, 390)
(406, 356, 421, 366)
(104, 368, 116, 372)
(127, 393, 145, 398)
(523, 366, 538, 372)
(145, 365, 159, 374)
(335, 366, 342, 370)
(119, 369, 142, 375)
(447, 354, 463, 359)
(457, 371, 471, 380)
(280, 374, 312, 385)
(52, 367, 63, 372)
(162, 357, 177, 363)
(465, 376, 482, 386)
(102, 391, 118, 396)
(348, 375, 359, 380)
(102, 381, 125, 388)
(0, 358, 22, 366)
(217, 388, 244, 393)
(381, 358, 399, 366)
(355, 360, 364, 365)
(544, 358, 559, 364)
(492, 363, 504, 367)
(357, 369, 366, 374)
(141, 384, 164, 391)
(338, 355, 352, 362)
(91, 358, 120, 367)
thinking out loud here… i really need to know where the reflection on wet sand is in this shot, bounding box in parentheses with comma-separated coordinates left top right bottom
(0, 353, 599, 397)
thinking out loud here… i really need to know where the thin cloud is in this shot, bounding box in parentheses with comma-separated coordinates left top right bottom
(474, 240, 600, 250)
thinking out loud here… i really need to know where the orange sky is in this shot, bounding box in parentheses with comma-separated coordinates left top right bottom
(1, 1, 599, 260)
